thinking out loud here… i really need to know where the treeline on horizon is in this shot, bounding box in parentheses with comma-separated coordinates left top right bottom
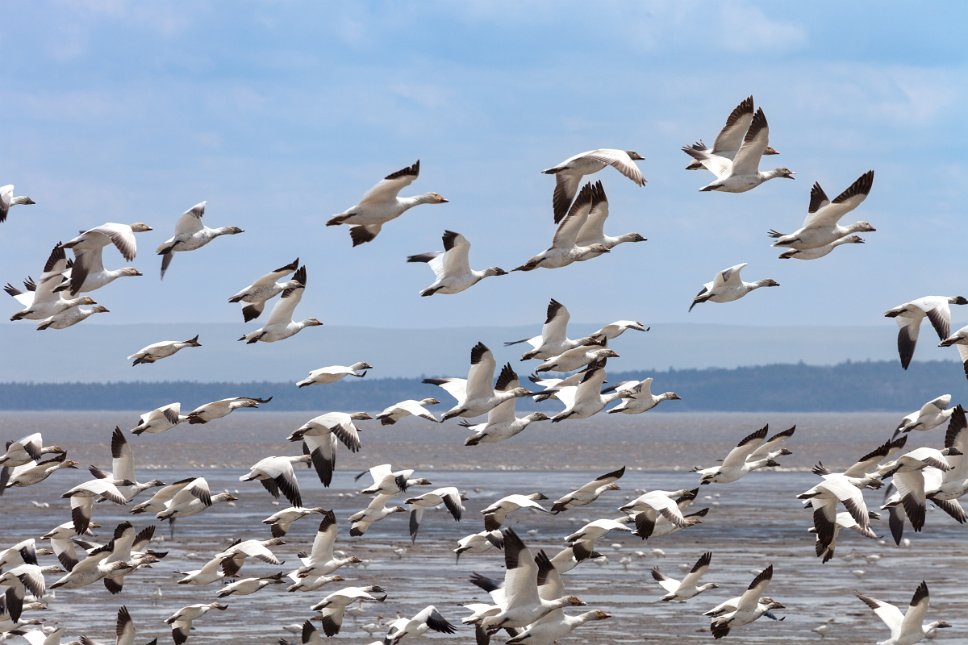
(0, 359, 962, 412)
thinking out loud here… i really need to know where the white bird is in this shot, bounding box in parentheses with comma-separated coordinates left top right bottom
(705, 564, 783, 639)
(88, 426, 164, 501)
(288, 411, 371, 487)
(551, 360, 622, 422)
(689, 263, 779, 311)
(424, 343, 533, 421)
(296, 362, 371, 388)
(685, 96, 780, 170)
(35, 304, 109, 330)
(217, 572, 286, 597)
(885, 296, 968, 370)
(534, 345, 617, 374)
(513, 183, 611, 272)
(0, 561, 45, 623)
(574, 181, 646, 259)
(682, 108, 795, 192)
(165, 602, 228, 645)
(406, 486, 464, 542)
(240, 455, 309, 507)
(7, 244, 96, 321)
(939, 324, 968, 379)
(798, 473, 871, 552)
(588, 319, 649, 342)
(697, 425, 795, 484)
(619, 489, 702, 538)
(0, 184, 35, 223)
(383, 605, 457, 644)
(292, 512, 355, 580)
(348, 493, 407, 537)
(857, 581, 950, 645)
(239, 265, 322, 343)
(769, 170, 876, 249)
(2, 455, 78, 491)
(262, 506, 326, 538)
(128, 336, 201, 366)
(407, 230, 506, 296)
(777, 234, 865, 260)
(564, 518, 634, 551)
(453, 530, 504, 562)
(482, 492, 549, 531)
(130, 402, 184, 435)
(156, 201, 243, 278)
(894, 394, 955, 436)
(504, 298, 598, 361)
(327, 160, 448, 246)
(607, 378, 681, 415)
(810, 510, 879, 563)
(355, 464, 431, 496)
(550, 466, 625, 514)
(62, 477, 128, 533)
(227, 258, 300, 322)
(542, 149, 645, 222)
(311, 585, 387, 636)
(461, 367, 549, 446)
(651, 552, 718, 601)
(59, 221, 152, 294)
(374, 397, 440, 426)
(0, 433, 65, 468)
(185, 396, 272, 424)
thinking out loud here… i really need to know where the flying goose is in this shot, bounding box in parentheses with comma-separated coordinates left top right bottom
(240, 455, 310, 507)
(0, 560, 45, 623)
(798, 473, 871, 552)
(534, 345, 617, 374)
(348, 493, 407, 537)
(130, 402, 184, 435)
(185, 396, 272, 424)
(0, 433, 65, 468)
(62, 477, 129, 534)
(311, 585, 387, 636)
(619, 489, 702, 537)
(542, 149, 645, 222)
(227, 258, 300, 322)
(689, 263, 778, 311)
(128, 336, 201, 366)
(685, 96, 779, 170)
(296, 362, 372, 388)
(939, 324, 968, 379)
(504, 298, 599, 361)
(810, 510, 879, 563)
(35, 304, 109, 330)
(513, 183, 610, 271)
(651, 552, 718, 601)
(88, 427, 165, 501)
(0, 184, 35, 223)
(588, 319, 649, 341)
(574, 181, 646, 259)
(461, 367, 549, 446)
(885, 296, 968, 370)
(165, 602, 229, 645)
(216, 572, 286, 597)
(156, 201, 243, 278)
(375, 397, 440, 425)
(382, 605, 457, 644)
(550, 466, 625, 514)
(406, 486, 464, 542)
(262, 506, 327, 538)
(607, 378, 681, 415)
(857, 581, 950, 645)
(288, 411, 371, 487)
(239, 266, 322, 343)
(424, 343, 533, 422)
(551, 360, 622, 422)
(705, 564, 783, 639)
(481, 492, 550, 531)
(777, 234, 864, 260)
(60, 222, 152, 294)
(682, 108, 794, 192)
(75, 605, 153, 645)
(769, 171, 876, 249)
(7, 244, 96, 321)
(407, 230, 506, 296)
(894, 394, 955, 436)
(292, 510, 363, 578)
(696, 425, 794, 484)
(2, 455, 78, 491)
(327, 160, 448, 246)
(453, 530, 504, 562)
(356, 464, 432, 496)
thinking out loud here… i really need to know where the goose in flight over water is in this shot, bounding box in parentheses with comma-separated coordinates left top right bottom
(156, 201, 243, 278)
(542, 149, 645, 222)
(327, 160, 448, 246)
(424, 343, 533, 421)
(857, 581, 950, 645)
(885, 296, 967, 370)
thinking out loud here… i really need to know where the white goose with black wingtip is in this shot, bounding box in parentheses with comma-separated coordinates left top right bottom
(542, 148, 645, 222)
(574, 181, 646, 259)
(288, 411, 371, 487)
(504, 298, 598, 361)
(462, 365, 549, 446)
(156, 201, 243, 278)
(705, 564, 783, 639)
(407, 230, 506, 296)
(59, 221, 152, 295)
(0, 183, 35, 223)
(405, 486, 464, 543)
(685, 96, 780, 170)
(186, 396, 272, 424)
(689, 263, 779, 312)
(513, 183, 610, 272)
(227, 258, 300, 322)
(884, 296, 968, 370)
(424, 343, 533, 422)
(550, 466, 625, 514)
(128, 336, 201, 366)
(239, 265, 322, 344)
(651, 551, 718, 601)
(239, 454, 310, 507)
(769, 170, 875, 249)
(857, 580, 950, 645)
(311, 585, 387, 636)
(297, 362, 372, 388)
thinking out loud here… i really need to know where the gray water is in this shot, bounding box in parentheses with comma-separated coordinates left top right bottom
(0, 411, 964, 643)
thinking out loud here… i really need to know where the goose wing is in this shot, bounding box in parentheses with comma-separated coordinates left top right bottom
(677, 551, 713, 590)
(440, 230, 472, 278)
(173, 203, 206, 236)
(736, 564, 772, 610)
(464, 342, 497, 403)
(712, 96, 755, 154)
(501, 528, 542, 609)
(358, 161, 420, 205)
(857, 594, 903, 636)
(730, 108, 769, 176)
(720, 425, 768, 469)
(110, 427, 135, 484)
(803, 171, 874, 229)
(714, 263, 747, 290)
(575, 181, 609, 246)
(552, 183, 594, 248)
(264, 270, 306, 326)
(586, 149, 645, 186)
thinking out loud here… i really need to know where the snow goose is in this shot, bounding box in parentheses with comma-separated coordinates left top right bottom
(939, 324, 968, 379)
(810, 510, 879, 563)
(424, 344, 532, 421)
(216, 572, 286, 597)
(49, 551, 134, 590)
(607, 377, 681, 415)
(129, 477, 201, 515)
(185, 396, 272, 424)
(461, 367, 549, 446)
(100, 522, 165, 593)
(62, 478, 129, 534)
(651, 552, 718, 601)
(292, 510, 363, 577)
(0, 560, 45, 623)
(355, 464, 431, 496)
(7, 244, 97, 321)
(130, 402, 184, 435)
(262, 506, 326, 538)
(588, 319, 649, 342)
(35, 304, 109, 330)
(407, 230, 506, 296)
(327, 160, 448, 246)
(375, 398, 440, 425)
(0, 184, 35, 223)
(542, 149, 645, 222)
(513, 183, 610, 272)
(884, 296, 968, 370)
(685, 96, 779, 170)
(482, 493, 549, 531)
(925, 405, 968, 523)
(165, 602, 228, 645)
(216, 537, 285, 575)
(769, 171, 875, 249)
(528, 371, 584, 403)
(798, 473, 871, 552)
(777, 234, 864, 260)
(406, 486, 464, 542)
(857, 581, 950, 645)
(177, 551, 234, 585)
(894, 394, 955, 436)
(551, 360, 622, 422)
(689, 263, 778, 311)
(574, 181, 646, 259)
(88, 427, 164, 501)
(296, 362, 371, 388)
(227, 258, 300, 322)
(1, 455, 78, 492)
(240, 454, 310, 507)
(564, 518, 634, 551)
(534, 344, 617, 374)
(550, 466, 625, 514)
(639, 493, 708, 540)
(682, 108, 794, 192)
(348, 493, 407, 536)
(59, 222, 152, 295)
(619, 489, 702, 537)
(156, 201, 243, 278)
(383, 605, 457, 644)
(877, 445, 962, 535)
(128, 336, 201, 365)
(288, 411, 371, 487)
(311, 585, 387, 636)
(705, 564, 783, 639)
(0, 433, 65, 468)
(504, 298, 598, 361)
(454, 530, 504, 562)
(239, 266, 322, 343)
(695, 425, 794, 484)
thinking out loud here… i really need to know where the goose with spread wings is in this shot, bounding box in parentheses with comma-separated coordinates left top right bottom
(239, 266, 322, 343)
(59, 221, 152, 294)
(689, 263, 778, 312)
(513, 183, 610, 272)
(408, 230, 506, 296)
(424, 343, 533, 422)
(769, 170, 875, 249)
(156, 201, 243, 278)
(227, 258, 300, 322)
(542, 148, 645, 222)
(885, 296, 967, 370)
(857, 581, 950, 645)
(685, 96, 779, 170)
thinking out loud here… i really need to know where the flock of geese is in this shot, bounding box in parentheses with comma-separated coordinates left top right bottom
(0, 94, 963, 644)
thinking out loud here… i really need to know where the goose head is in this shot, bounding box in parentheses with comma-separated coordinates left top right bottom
(755, 279, 780, 288)
(352, 362, 374, 370)
(424, 192, 448, 203)
(302, 318, 324, 328)
(350, 412, 373, 421)
(129, 222, 153, 232)
(483, 267, 507, 278)
(625, 151, 645, 161)
(950, 296, 968, 305)
(527, 412, 550, 423)
(774, 168, 795, 179)
(420, 398, 441, 406)
(120, 267, 143, 277)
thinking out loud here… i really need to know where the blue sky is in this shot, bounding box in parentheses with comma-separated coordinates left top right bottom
(2, 1, 967, 341)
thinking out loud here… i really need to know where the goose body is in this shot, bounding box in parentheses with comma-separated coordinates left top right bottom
(461, 372, 548, 445)
(894, 394, 954, 435)
(165, 602, 228, 645)
(705, 564, 783, 639)
(574, 181, 646, 259)
(504, 298, 597, 361)
(542, 149, 645, 222)
(36, 304, 109, 330)
(689, 263, 778, 311)
(375, 397, 439, 425)
(3, 456, 78, 490)
(651, 551, 718, 601)
(769, 171, 875, 249)
(240, 455, 310, 507)
(130, 402, 184, 435)
(408, 230, 506, 296)
(156, 201, 243, 278)
(186, 396, 272, 424)
(383, 605, 457, 644)
(293, 510, 363, 577)
(551, 361, 621, 422)
(288, 411, 371, 487)
(778, 234, 865, 260)
(607, 378, 681, 414)
(311, 585, 387, 636)
(128, 336, 201, 365)
(513, 183, 610, 271)
(550, 466, 625, 514)
(297, 362, 371, 388)
(0, 433, 65, 468)
(424, 344, 532, 421)
(857, 581, 950, 645)
(7, 244, 96, 320)
(406, 486, 464, 542)
(697, 425, 794, 484)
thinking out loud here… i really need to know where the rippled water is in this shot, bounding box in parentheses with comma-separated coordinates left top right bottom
(0, 411, 963, 643)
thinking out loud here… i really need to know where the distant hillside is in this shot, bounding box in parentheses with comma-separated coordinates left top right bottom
(1, 359, 962, 412)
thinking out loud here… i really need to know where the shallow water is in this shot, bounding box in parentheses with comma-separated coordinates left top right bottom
(0, 412, 963, 643)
